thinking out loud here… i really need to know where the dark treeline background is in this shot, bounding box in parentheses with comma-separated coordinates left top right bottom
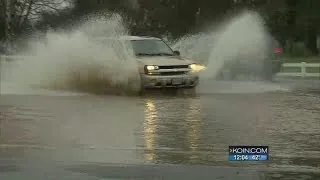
(0, 0, 319, 57)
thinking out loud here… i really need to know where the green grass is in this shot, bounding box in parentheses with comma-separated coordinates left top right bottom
(307, 67, 320, 73)
(281, 67, 301, 72)
(281, 67, 319, 73)
(280, 56, 320, 63)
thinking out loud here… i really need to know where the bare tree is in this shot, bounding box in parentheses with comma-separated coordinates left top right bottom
(14, 0, 72, 28)
(0, 0, 71, 32)
(0, 0, 71, 52)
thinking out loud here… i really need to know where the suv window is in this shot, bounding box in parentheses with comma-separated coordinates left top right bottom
(130, 39, 174, 56)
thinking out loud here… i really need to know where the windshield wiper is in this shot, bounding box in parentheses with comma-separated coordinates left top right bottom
(136, 53, 173, 56)
(153, 53, 174, 56)
(135, 53, 155, 56)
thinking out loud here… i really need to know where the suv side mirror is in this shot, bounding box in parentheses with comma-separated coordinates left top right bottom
(173, 50, 180, 56)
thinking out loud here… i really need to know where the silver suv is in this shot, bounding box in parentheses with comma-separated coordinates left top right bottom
(101, 36, 205, 91)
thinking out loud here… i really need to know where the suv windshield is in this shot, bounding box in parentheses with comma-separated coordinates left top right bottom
(130, 39, 174, 56)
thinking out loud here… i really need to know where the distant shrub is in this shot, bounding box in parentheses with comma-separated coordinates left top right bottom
(284, 41, 313, 57)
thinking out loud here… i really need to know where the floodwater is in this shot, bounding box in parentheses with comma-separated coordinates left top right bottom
(0, 78, 319, 180)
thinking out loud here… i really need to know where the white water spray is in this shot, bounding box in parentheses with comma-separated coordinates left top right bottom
(1, 14, 141, 95)
(0, 11, 289, 96)
(172, 10, 290, 93)
(173, 10, 271, 80)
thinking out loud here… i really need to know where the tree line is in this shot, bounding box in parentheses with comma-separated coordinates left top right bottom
(0, 0, 319, 56)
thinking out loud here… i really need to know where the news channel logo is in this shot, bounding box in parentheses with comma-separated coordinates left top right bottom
(229, 146, 269, 161)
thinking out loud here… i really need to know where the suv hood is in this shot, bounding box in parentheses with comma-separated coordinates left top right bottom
(136, 56, 194, 66)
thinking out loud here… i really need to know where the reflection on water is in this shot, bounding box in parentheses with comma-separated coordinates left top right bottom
(140, 93, 320, 179)
(0, 88, 319, 179)
(142, 97, 203, 164)
(186, 98, 202, 161)
(143, 100, 158, 162)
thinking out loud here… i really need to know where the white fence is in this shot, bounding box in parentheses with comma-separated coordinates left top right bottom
(0, 55, 319, 78)
(277, 62, 320, 78)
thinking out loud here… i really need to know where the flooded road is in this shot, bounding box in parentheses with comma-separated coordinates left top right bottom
(0, 79, 319, 180)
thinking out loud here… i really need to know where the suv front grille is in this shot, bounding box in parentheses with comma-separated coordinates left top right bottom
(158, 65, 189, 69)
(159, 72, 187, 76)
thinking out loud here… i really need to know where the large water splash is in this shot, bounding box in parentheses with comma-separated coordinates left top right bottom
(173, 10, 271, 80)
(1, 13, 141, 95)
(172, 10, 290, 93)
(0, 11, 288, 96)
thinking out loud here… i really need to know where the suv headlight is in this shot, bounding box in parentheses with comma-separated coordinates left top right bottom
(189, 63, 206, 72)
(144, 65, 160, 74)
(189, 64, 196, 69)
(145, 65, 159, 71)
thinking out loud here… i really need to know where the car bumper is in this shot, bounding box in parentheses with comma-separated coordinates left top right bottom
(140, 74, 199, 88)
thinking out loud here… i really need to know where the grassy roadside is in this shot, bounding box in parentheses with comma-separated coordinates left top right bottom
(280, 56, 320, 63)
